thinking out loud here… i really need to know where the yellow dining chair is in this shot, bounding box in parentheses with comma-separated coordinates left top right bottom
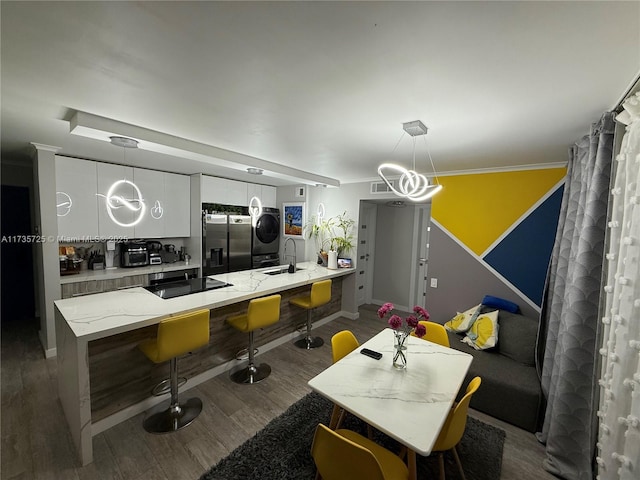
(329, 330, 360, 429)
(227, 294, 281, 384)
(431, 376, 482, 480)
(412, 320, 450, 348)
(138, 309, 211, 434)
(311, 423, 409, 480)
(331, 330, 359, 363)
(291, 279, 332, 349)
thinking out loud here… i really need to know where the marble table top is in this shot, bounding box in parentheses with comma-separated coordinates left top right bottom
(308, 328, 473, 455)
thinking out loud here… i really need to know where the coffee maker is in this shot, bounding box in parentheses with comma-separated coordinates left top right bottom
(146, 241, 163, 265)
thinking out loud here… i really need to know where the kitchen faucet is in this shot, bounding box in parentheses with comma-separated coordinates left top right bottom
(284, 237, 297, 273)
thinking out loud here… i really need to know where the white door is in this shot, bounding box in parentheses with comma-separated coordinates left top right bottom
(411, 204, 431, 307)
(356, 202, 377, 306)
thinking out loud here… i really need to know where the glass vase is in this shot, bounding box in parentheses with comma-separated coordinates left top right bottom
(393, 332, 408, 370)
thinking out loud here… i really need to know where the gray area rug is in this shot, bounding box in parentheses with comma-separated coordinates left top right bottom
(200, 392, 505, 480)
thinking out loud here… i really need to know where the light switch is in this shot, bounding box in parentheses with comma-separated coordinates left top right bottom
(430, 278, 438, 288)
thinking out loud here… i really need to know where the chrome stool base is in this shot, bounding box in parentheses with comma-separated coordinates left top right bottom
(234, 347, 259, 361)
(230, 363, 271, 384)
(294, 336, 324, 349)
(143, 397, 203, 434)
(151, 377, 187, 396)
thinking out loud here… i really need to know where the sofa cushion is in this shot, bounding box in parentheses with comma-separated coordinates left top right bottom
(481, 295, 520, 313)
(444, 304, 481, 333)
(497, 311, 538, 366)
(461, 310, 499, 350)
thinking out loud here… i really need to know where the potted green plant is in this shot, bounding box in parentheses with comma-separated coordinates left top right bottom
(304, 215, 334, 265)
(329, 211, 355, 258)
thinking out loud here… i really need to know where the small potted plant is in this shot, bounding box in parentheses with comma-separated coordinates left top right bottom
(329, 211, 355, 258)
(304, 215, 334, 265)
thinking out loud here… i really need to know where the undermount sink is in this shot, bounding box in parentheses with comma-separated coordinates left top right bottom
(262, 266, 304, 275)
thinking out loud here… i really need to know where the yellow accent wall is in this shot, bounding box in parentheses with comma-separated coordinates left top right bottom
(431, 168, 566, 255)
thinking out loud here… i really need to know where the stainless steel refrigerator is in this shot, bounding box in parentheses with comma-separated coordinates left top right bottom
(203, 212, 252, 275)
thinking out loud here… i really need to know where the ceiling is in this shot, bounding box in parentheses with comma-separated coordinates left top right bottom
(2, 1, 639, 187)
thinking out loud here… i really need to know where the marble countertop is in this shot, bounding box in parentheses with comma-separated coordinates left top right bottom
(54, 261, 354, 341)
(59, 261, 200, 284)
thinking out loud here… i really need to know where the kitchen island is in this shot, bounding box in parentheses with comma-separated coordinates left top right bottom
(55, 261, 356, 465)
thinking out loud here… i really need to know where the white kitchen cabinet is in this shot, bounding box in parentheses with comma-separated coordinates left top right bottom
(201, 176, 226, 204)
(97, 163, 136, 239)
(202, 175, 248, 206)
(55, 156, 99, 240)
(163, 172, 190, 237)
(133, 168, 165, 239)
(225, 179, 248, 206)
(246, 183, 277, 209)
(247, 183, 261, 204)
(261, 185, 277, 208)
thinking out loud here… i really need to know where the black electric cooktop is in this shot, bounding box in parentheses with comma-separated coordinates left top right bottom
(144, 277, 233, 299)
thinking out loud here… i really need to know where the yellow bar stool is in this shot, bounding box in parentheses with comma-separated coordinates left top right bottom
(227, 294, 281, 384)
(138, 309, 210, 434)
(291, 279, 332, 349)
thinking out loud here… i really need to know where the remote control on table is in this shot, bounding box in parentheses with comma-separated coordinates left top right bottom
(360, 348, 382, 360)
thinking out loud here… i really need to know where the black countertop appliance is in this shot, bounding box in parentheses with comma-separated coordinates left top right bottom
(144, 277, 232, 299)
(160, 243, 179, 263)
(121, 242, 149, 267)
(146, 240, 163, 265)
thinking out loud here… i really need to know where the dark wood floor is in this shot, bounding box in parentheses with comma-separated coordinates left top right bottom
(1, 305, 556, 480)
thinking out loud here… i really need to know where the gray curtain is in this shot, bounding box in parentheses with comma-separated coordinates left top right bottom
(537, 112, 615, 480)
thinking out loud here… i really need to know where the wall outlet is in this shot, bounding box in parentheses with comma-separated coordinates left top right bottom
(430, 278, 438, 288)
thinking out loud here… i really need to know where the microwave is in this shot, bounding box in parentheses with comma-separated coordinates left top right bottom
(121, 242, 149, 267)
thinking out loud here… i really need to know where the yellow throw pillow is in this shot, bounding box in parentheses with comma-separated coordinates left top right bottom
(461, 310, 499, 350)
(444, 304, 482, 333)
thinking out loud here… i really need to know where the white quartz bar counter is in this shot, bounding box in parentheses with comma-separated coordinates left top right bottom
(54, 261, 353, 341)
(59, 261, 200, 284)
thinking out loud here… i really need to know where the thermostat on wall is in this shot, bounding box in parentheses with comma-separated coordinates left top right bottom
(295, 186, 306, 198)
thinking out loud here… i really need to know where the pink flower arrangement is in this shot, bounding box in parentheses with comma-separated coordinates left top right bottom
(377, 302, 429, 338)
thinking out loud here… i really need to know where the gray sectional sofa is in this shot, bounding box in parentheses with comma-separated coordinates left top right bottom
(446, 309, 543, 432)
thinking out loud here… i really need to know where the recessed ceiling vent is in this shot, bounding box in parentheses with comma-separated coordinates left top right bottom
(370, 179, 397, 194)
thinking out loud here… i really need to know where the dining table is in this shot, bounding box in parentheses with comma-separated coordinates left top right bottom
(308, 328, 474, 480)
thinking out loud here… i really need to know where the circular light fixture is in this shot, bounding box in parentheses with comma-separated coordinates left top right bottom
(247, 167, 263, 175)
(377, 163, 442, 202)
(249, 196, 263, 226)
(56, 191, 72, 217)
(109, 136, 139, 148)
(317, 203, 326, 224)
(105, 179, 146, 227)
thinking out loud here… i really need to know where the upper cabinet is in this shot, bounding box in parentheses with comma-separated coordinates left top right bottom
(132, 168, 165, 239)
(202, 176, 248, 206)
(133, 169, 190, 238)
(56, 158, 190, 240)
(97, 163, 136, 239)
(247, 183, 276, 209)
(55, 156, 99, 240)
(163, 172, 190, 237)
